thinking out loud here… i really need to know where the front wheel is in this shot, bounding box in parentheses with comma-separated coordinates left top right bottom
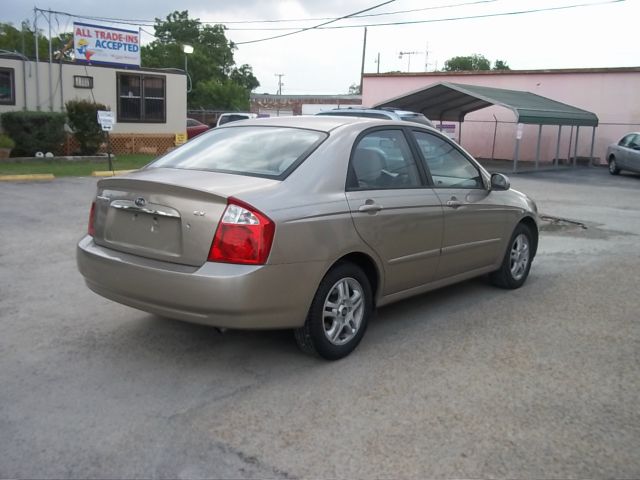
(490, 223, 534, 289)
(294, 262, 373, 360)
(609, 157, 621, 175)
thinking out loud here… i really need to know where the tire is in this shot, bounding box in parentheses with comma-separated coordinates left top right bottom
(608, 156, 621, 175)
(490, 223, 534, 289)
(294, 262, 373, 360)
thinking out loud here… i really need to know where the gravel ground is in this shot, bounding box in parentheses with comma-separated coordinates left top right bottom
(1, 167, 638, 479)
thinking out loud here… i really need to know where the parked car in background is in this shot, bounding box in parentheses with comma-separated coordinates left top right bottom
(316, 107, 434, 127)
(186, 118, 210, 139)
(607, 132, 640, 175)
(77, 116, 539, 360)
(216, 112, 258, 127)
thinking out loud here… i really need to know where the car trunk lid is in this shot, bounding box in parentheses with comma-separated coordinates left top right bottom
(91, 168, 279, 266)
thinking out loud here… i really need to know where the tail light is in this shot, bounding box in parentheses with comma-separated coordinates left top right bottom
(208, 198, 275, 265)
(88, 201, 96, 236)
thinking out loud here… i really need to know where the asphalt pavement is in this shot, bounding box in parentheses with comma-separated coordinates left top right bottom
(1, 167, 639, 479)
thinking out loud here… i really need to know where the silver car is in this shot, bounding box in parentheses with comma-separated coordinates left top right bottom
(316, 107, 435, 128)
(77, 116, 539, 360)
(607, 132, 640, 175)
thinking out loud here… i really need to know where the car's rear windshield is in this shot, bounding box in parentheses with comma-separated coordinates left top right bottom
(149, 126, 327, 179)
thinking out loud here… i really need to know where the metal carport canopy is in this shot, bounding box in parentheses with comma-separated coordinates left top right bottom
(374, 82, 599, 126)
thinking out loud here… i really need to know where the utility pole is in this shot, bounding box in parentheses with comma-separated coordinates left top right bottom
(398, 51, 422, 73)
(359, 27, 367, 95)
(424, 42, 430, 72)
(274, 73, 284, 116)
(274, 73, 285, 95)
(374, 52, 380, 74)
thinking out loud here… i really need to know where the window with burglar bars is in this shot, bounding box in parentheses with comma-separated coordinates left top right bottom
(74, 75, 93, 89)
(0, 68, 15, 105)
(117, 73, 166, 123)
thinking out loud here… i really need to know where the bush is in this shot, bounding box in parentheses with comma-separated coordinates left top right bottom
(0, 133, 15, 149)
(66, 99, 108, 155)
(0, 111, 67, 156)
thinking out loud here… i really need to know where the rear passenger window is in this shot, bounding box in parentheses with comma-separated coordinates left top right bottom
(348, 130, 421, 190)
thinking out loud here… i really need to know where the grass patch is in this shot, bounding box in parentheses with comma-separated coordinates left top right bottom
(0, 154, 156, 177)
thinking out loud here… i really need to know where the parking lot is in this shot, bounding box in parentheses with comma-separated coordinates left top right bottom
(1, 167, 639, 479)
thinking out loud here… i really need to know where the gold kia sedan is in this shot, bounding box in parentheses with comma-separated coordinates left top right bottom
(77, 116, 539, 360)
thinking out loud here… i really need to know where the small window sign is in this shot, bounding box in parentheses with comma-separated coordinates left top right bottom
(74, 75, 93, 89)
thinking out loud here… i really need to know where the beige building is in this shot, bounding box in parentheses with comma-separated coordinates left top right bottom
(0, 54, 187, 154)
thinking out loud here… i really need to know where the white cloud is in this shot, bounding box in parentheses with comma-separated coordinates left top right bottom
(3, 0, 638, 94)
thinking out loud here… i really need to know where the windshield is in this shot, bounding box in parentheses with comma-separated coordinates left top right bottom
(149, 126, 327, 178)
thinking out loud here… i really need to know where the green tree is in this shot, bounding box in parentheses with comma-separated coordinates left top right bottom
(443, 54, 491, 72)
(0, 21, 72, 60)
(493, 59, 510, 70)
(190, 79, 250, 111)
(348, 83, 361, 95)
(141, 11, 259, 109)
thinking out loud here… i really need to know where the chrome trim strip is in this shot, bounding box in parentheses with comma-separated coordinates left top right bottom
(441, 237, 501, 255)
(389, 248, 440, 265)
(110, 200, 180, 218)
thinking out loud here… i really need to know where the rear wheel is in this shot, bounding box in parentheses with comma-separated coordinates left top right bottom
(608, 156, 621, 175)
(294, 262, 372, 360)
(490, 223, 534, 289)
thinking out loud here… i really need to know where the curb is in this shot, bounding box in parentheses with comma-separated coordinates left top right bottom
(91, 170, 135, 177)
(0, 173, 55, 181)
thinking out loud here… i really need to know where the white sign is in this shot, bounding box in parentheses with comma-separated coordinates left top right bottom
(97, 110, 114, 131)
(74, 22, 140, 67)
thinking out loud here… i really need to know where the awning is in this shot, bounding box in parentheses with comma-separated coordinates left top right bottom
(374, 82, 598, 127)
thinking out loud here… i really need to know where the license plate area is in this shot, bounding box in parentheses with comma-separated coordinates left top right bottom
(105, 208, 182, 256)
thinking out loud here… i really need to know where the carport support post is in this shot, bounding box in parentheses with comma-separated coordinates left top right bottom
(555, 125, 562, 168)
(573, 126, 580, 167)
(458, 121, 462, 145)
(535, 124, 542, 169)
(513, 137, 521, 173)
(567, 126, 574, 166)
(589, 126, 596, 167)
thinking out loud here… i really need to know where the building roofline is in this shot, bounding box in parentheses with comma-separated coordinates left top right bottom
(0, 53, 185, 75)
(364, 66, 640, 78)
(251, 93, 361, 100)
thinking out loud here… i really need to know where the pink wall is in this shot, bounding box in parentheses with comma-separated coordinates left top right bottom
(362, 69, 640, 164)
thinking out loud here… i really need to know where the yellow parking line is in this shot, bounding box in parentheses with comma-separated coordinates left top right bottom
(91, 170, 136, 177)
(0, 173, 55, 181)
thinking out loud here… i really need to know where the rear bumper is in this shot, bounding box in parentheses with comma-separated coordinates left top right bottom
(76, 236, 324, 329)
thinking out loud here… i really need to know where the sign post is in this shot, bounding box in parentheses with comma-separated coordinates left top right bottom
(97, 110, 115, 171)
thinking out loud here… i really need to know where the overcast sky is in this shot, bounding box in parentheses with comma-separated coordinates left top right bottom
(3, 0, 638, 94)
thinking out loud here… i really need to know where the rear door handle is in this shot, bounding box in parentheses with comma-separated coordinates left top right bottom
(358, 202, 383, 213)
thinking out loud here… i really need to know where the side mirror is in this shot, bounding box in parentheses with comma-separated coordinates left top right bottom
(490, 173, 510, 191)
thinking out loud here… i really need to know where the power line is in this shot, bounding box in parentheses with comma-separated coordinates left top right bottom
(234, 0, 398, 45)
(35, 0, 625, 41)
(230, 0, 625, 35)
(209, 0, 499, 24)
(34, 0, 498, 27)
